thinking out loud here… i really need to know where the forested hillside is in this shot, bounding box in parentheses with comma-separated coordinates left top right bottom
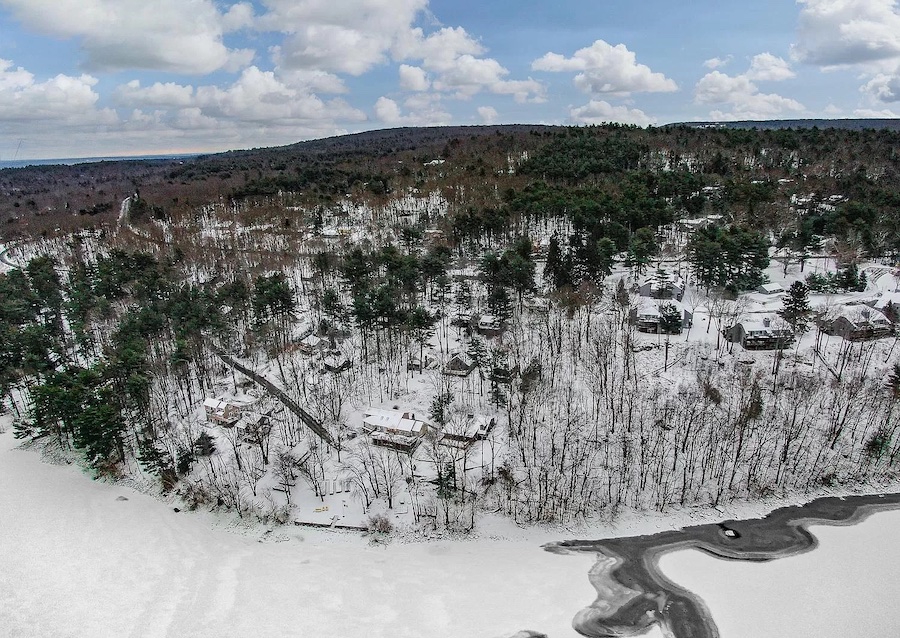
(1, 123, 898, 530)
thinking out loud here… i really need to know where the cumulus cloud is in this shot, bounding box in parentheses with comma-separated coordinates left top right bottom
(263, 0, 426, 75)
(568, 100, 655, 126)
(792, 0, 900, 68)
(791, 1, 900, 106)
(0, 59, 106, 121)
(373, 94, 450, 126)
(0, 0, 254, 74)
(192, 66, 365, 124)
(399, 65, 430, 91)
(694, 54, 804, 120)
(746, 53, 796, 81)
(861, 73, 900, 102)
(532, 39, 677, 95)
(853, 107, 900, 117)
(703, 55, 732, 70)
(113, 80, 195, 108)
(396, 27, 544, 102)
(477, 106, 498, 124)
(0, 55, 372, 159)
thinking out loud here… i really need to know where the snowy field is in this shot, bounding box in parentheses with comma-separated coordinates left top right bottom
(659, 508, 900, 637)
(0, 425, 599, 638)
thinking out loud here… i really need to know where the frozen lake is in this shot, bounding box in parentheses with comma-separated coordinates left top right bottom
(659, 507, 900, 638)
(0, 428, 594, 638)
(4, 421, 899, 638)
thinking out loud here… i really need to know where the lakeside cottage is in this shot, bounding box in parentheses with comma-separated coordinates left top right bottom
(638, 271, 685, 301)
(203, 398, 241, 425)
(440, 415, 496, 449)
(631, 300, 692, 334)
(362, 407, 430, 452)
(476, 314, 504, 336)
(757, 282, 786, 295)
(727, 315, 794, 350)
(323, 353, 351, 373)
(298, 334, 327, 355)
(820, 305, 894, 341)
(443, 352, 476, 377)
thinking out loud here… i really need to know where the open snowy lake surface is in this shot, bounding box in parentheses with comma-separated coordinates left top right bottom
(3, 421, 899, 638)
(658, 507, 900, 638)
(0, 429, 595, 638)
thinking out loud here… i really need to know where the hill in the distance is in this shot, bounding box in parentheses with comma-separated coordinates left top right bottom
(673, 118, 900, 131)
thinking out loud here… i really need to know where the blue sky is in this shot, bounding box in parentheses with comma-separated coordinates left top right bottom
(1, 0, 899, 159)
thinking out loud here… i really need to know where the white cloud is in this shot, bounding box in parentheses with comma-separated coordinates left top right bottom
(792, 0, 900, 69)
(399, 65, 430, 91)
(477, 106, 498, 124)
(113, 80, 195, 108)
(0, 55, 372, 159)
(396, 27, 544, 102)
(373, 94, 450, 126)
(222, 2, 255, 32)
(262, 0, 426, 75)
(695, 54, 804, 120)
(0, 0, 254, 74)
(193, 66, 366, 124)
(568, 100, 655, 126)
(853, 107, 900, 117)
(703, 56, 732, 70)
(532, 39, 677, 95)
(746, 53, 796, 81)
(790, 1, 900, 106)
(861, 73, 900, 102)
(0, 59, 105, 121)
(823, 103, 844, 115)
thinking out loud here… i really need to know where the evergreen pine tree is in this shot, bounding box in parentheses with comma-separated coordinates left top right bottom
(778, 281, 812, 334)
(658, 303, 683, 334)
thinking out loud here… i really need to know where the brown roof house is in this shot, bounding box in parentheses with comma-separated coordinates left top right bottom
(820, 305, 894, 341)
(726, 315, 794, 350)
(443, 351, 476, 377)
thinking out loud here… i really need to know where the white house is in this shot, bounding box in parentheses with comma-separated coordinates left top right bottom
(757, 282, 786, 295)
(362, 407, 429, 437)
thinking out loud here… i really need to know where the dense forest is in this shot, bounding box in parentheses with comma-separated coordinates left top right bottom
(1, 123, 898, 530)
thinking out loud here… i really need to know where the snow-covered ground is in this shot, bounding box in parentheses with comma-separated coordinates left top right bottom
(0, 424, 599, 638)
(658, 508, 900, 637)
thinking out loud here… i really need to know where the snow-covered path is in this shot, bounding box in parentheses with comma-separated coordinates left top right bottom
(0, 428, 595, 638)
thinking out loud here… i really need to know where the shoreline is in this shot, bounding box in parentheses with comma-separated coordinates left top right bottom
(545, 493, 900, 638)
(5, 422, 900, 548)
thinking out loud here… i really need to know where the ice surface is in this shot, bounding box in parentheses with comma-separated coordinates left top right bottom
(0, 427, 597, 638)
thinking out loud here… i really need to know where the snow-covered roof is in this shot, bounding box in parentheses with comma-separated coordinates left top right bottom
(363, 408, 428, 435)
(447, 351, 474, 367)
(203, 398, 231, 411)
(758, 282, 786, 294)
(834, 305, 890, 327)
(736, 314, 792, 335)
(867, 291, 900, 311)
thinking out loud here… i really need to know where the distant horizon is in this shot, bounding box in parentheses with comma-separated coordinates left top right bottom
(0, 152, 201, 169)
(3, 1, 900, 158)
(4, 115, 900, 168)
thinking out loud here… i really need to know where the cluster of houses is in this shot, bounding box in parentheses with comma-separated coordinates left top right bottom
(631, 271, 693, 334)
(361, 406, 495, 453)
(202, 396, 274, 442)
(726, 302, 896, 350)
(629, 268, 896, 348)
